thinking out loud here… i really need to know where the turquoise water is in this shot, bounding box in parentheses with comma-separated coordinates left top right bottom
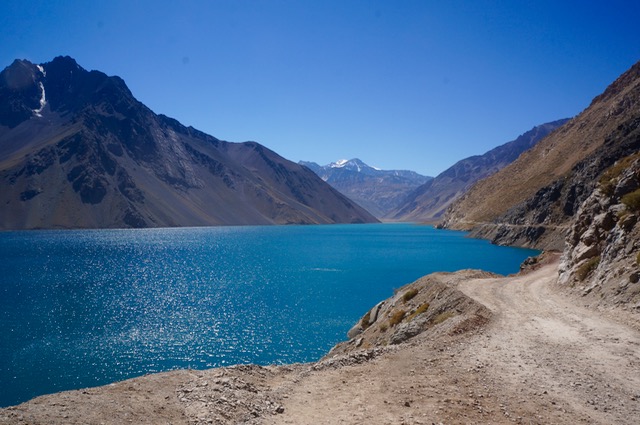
(0, 224, 537, 407)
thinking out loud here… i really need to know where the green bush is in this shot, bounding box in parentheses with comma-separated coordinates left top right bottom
(622, 189, 640, 212)
(402, 288, 419, 303)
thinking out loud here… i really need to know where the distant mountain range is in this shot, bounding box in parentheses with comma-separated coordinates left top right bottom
(0, 56, 377, 229)
(300, 158, 432, 217)
(389, 119, 570, 222)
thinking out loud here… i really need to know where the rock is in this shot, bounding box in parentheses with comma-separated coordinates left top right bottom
(629, 272, 639, 283)
(580, 227, 599, 246)
(620, 213, 637, 231)
(594, 211, 616, 231)
(520, 256, 538, 271)
(347, 323, 363, 339)
(368, 301, 385, 326)
(389, 319, 424, 345)
(573, 241, 600, 262)
(614, 172, 640, 198)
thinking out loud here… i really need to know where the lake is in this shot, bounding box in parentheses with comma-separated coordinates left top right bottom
(0, 223, 538, 407)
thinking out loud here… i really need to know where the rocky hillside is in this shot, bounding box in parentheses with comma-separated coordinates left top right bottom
(389, 119, 568, 222)
(0, 57, 377, 229)
(442, 60, 640, 249)
(329, 269, 494, 357)
(558, 153, 640, 308)
(300, 158, 431, 217)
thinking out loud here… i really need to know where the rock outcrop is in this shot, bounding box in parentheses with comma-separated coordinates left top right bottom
(329, 269, 494, 357)
(558, 154, 640, 309)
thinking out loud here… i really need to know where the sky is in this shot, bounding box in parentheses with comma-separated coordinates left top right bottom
(2, 1, 640, 176)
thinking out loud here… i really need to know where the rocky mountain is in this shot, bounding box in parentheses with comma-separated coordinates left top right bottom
(299, 158, 431, 217)
(0, 56, 377, 230)
(389, 119, 569, 222)
(440, 59, 640, 308)
(441, 60, 640, 250)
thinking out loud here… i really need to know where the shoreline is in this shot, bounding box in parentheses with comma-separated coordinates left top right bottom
(3, 254, 640, 424)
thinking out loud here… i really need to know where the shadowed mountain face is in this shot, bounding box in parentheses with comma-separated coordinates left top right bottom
(389, 119, 569, 223)
(299, 158, 432, 218)
(0, 56, 377, 230)
(441, 60, 640, 249)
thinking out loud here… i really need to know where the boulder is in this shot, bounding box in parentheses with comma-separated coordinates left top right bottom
(573, 241, 600, 263)
(389, 319, 425, 345)
(347, 323, 363, 339)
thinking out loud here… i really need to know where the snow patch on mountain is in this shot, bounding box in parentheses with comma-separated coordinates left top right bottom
(330, 159, 349, 168)
(33, 82, 46, 117)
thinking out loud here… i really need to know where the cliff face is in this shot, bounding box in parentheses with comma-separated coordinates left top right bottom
(441, 60, 640, 250)
(558, 154, 640, 308)
(0, 57, 377, 229)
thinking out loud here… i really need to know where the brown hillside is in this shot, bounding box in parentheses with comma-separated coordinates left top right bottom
(443, 60, 640, 230)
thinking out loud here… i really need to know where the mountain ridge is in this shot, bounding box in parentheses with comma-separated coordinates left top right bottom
(0, 56, 377, 229)
(441, 60, 640, 250)
(389, 119, 570, 222)
(299, 158, 431, 217)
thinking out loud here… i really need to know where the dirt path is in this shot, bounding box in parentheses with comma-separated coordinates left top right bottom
(265, 258, 640, 425)
(457, 259, 640, 424)
(2, 258, 639, 424)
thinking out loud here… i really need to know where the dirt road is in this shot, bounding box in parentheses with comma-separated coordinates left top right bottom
(458, 259, 640, 424)
(267, 258, 640, 424)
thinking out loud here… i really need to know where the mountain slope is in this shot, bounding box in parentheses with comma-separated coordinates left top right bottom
(390, 119, 569, 222)
(442, 60, 640, 249)
(0, 57, 377, 229)
(300, 158, 431, 217)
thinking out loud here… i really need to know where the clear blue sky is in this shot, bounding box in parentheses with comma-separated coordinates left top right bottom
(2, 1, 639, 176)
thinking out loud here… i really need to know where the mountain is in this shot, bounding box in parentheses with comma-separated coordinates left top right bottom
(441, 60, 640, 250)
(389, 119, 569, 222)
(440, 59, 640, 308)
(0, 56, 377, 230)
(299, 158, 432, 217)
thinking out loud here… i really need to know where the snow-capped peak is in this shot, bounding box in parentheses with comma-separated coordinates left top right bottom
(330, 159, 349, 168)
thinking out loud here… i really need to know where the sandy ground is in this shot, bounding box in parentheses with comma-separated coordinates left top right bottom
(2, 257, 639, 424)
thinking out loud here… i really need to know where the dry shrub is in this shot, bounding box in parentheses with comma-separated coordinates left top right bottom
(407, 303, 430, 321)
(576, 256, 600, 281)
(389, 310, 406, 327)
(402, 288, 418, 303)
(432, 311, 455, 325)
